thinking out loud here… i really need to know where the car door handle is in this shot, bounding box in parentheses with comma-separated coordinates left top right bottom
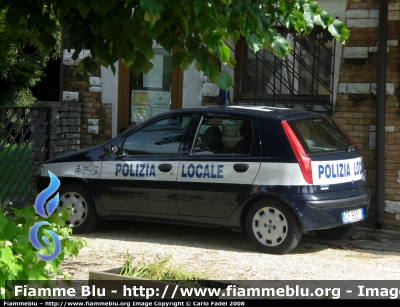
(158, 164, 173, 172)
(233, 163, 249, 173)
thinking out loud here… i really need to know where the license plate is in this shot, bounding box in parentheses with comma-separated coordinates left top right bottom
(342, 208, 364, 223)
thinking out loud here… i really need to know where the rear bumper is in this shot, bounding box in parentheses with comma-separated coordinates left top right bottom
(306, 194, 369, 208)
(293, 186, 371, 231)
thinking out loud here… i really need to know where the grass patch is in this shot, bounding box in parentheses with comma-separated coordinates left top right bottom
(120, 253, 208, 287)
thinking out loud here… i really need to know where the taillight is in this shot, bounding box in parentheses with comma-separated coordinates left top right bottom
(282, 120, 313, 184)
(329, 116, 359, 149)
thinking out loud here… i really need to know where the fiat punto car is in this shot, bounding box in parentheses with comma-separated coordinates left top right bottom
(35, 106, 371, 254)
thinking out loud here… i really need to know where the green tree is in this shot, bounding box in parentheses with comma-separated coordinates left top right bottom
(0, 0, 349, 90)
(0, 9, 60, 107)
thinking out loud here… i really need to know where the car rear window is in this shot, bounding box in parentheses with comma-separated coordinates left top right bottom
(287, 117, 353, 154)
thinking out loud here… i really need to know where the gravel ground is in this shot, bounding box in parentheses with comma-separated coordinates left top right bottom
(61, 220, 400, 282)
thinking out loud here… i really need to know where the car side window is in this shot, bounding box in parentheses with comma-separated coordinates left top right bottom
(192, 117, 253, 155)
(122, 116, 191, 156)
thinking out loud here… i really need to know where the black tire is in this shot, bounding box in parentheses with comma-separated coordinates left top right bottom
(58, 183, 99, 234)
(313, 223, 358, 240)
(245, 198, 302, 254)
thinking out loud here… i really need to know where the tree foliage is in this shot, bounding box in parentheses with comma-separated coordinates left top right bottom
(0, 0, 349, 90)
(0, 9, 60, 106)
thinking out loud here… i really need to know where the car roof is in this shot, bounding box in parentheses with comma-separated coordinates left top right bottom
(168, 105, 325, 120)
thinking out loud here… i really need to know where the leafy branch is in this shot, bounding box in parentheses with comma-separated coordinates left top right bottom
(1, 0, 349, 90)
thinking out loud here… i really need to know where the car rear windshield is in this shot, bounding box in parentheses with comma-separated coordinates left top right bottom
(287, 117, 353, 154)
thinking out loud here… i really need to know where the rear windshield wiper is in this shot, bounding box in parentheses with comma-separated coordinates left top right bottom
(346, 145, 356, 153)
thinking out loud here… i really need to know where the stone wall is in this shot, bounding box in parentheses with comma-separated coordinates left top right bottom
(333, 0, 400, 231)
(33, 101, 82, 158)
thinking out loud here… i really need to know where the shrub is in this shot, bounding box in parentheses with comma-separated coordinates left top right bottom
(0, 205, 86, 299)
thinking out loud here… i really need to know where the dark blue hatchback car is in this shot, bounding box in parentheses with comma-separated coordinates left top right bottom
(36, 106, 371, 254)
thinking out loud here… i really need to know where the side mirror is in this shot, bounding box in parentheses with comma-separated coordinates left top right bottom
(103, 145, 119, 156)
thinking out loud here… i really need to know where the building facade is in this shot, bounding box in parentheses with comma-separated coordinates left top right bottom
(55, 0, 400, 231)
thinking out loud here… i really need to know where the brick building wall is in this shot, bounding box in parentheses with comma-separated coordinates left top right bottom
(61, 46, 112, 151)
(333, 0, 400, 230)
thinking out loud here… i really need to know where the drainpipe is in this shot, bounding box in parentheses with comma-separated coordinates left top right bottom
(59, 27, 65, 102)
(374, 0, 388, 229)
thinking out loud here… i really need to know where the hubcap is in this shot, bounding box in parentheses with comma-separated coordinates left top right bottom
(59, 192, 87, 227)
(252, 207, 288, 246)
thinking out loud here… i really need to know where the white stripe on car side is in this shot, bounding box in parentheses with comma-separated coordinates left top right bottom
(41, 158, 364, 186)
(100, 161, 181, 182)
(41, 162, 102, 179)
(254, 163, 310, 186)
(41, 161, 260, 185)
(176, 161, 260, 184)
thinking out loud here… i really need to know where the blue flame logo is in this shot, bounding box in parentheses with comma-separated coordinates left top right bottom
(29, 171, 62, 261)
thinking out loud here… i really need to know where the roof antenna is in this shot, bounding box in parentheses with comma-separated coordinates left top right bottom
(218, 89, 232, 106)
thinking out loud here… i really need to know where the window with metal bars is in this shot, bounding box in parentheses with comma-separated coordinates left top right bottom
(232, 28, 336, 112)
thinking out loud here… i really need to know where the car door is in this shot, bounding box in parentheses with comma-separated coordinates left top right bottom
(99, 115, 192, 215)
(177, 114, 262, 218)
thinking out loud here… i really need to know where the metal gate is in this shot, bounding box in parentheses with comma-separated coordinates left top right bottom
(0, 107, 50, 208)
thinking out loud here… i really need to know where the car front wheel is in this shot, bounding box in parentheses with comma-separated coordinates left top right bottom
(58, 184, 99, 234)
(246, 198, 302, 254)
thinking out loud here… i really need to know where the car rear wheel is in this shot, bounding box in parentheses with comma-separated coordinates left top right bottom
(313, 223, 358, 240)
(246, 198, 302, 254)
(58, 184, 99, 234)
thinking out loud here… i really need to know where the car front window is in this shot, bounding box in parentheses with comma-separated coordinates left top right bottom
(122, 116, 191, 156)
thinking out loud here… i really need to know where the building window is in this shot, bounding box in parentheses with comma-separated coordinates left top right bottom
(130, 47, 172, 124)
(118, 47, 182, 133)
